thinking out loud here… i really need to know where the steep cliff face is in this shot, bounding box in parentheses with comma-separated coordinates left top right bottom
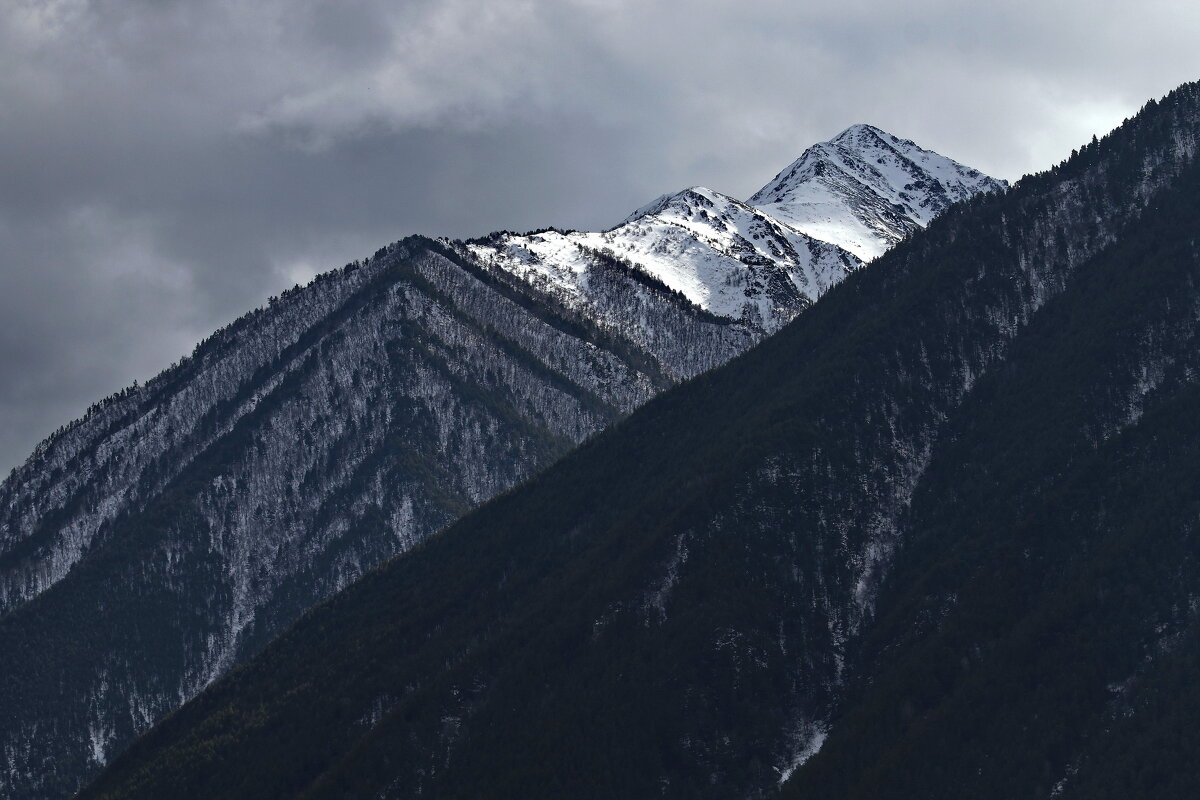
(76, 85, 1200, 800)
(0, 128, 1000, 799)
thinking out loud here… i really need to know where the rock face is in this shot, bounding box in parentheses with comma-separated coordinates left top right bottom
(0, 128, 1001, 800)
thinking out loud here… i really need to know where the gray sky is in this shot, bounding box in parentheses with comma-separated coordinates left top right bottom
(3, 0, 1200, 473)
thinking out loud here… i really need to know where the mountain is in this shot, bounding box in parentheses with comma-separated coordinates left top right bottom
(462, 125, 1006, 329)
(463, 185, 859, 332)
(76, 83, 1200, 800)
(749, 123, 1007, 260)
(0, 238, 735, 800)
(0, 129, 999, 799)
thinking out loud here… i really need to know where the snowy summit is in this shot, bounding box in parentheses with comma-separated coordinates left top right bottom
(750, 123, 1008, 260)
(466, 124, 1005, 330)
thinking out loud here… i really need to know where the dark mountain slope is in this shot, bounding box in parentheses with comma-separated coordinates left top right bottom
(80, 84, 1200, 799)
(785, 117, 1200, 800)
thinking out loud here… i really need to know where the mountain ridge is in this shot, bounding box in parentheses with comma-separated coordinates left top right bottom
(73, 82, 1200, 800)
(0, 125, 1003, 800)
(466, 123, 1005, 337)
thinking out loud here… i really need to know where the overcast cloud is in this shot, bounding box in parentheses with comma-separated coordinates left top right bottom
(3, 0, 1200, 471)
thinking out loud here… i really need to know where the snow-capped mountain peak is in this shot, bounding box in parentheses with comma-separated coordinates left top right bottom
(468, 184, 859, 332)
(749, 123, 1007, 260)
(465, 129, 1003, 335)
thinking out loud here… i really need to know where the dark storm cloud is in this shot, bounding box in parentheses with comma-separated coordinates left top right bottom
(2, 0, 1199, 471)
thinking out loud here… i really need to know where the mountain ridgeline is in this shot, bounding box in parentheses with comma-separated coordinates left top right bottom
(77, 83, 1200, 799)
(0, 238, 742, 800)
(0, 128, 998, 798)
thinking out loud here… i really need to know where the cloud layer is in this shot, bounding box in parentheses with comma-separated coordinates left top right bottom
(3, 0, 1199, 470)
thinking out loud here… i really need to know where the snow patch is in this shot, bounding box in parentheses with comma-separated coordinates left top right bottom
(776, 722, 827, 784)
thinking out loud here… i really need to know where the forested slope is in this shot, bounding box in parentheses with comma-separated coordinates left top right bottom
(80, 81, 1200, 800)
